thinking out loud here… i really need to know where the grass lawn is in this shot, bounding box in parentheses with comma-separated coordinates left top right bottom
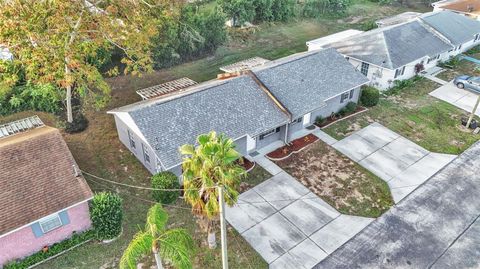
(437, 59, 480, 82)
(0, 2, 430, 268)
(241, 165, 272, 191)
(274, 141, 393, 217)
(323, 78, 480, 154)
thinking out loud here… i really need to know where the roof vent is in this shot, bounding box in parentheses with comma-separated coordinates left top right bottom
(0, 115, 44, 139)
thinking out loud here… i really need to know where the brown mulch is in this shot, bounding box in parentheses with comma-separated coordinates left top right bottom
(266, 134, 318, 159)
(316, 106, 367, 128)
(237, 157, 254, 171)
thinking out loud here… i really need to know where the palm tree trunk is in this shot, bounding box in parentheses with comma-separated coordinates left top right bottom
(153, 248, 164, 269)
(207, 220, 217, 249)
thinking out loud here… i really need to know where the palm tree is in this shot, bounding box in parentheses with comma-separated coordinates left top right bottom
(180, 131, 245, 249)
(120, 204, 194, 269)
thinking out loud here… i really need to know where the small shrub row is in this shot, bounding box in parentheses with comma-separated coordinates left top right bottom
(151, 171, 180, 204)
(385, 76, 422, 96)
(315, 101, 359, 127)
(4, 230, 95, 269)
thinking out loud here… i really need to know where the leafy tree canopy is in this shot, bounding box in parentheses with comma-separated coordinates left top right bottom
(0, 0, 181, 118)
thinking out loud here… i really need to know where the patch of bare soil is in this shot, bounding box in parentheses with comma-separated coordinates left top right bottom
(275, 141, 393, 217)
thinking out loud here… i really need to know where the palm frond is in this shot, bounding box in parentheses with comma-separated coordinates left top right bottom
(146, 204, 168, 236)
(119, 231, 154, 269)
(158, 229, 195, 269)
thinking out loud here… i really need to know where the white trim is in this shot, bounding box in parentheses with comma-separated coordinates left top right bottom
(0, 198, 92, 239)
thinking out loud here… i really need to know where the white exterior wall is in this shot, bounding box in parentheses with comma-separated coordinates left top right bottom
(112, 113, 161, 175)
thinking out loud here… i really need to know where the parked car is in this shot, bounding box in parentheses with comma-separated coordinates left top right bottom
(454, 75, 480, 93)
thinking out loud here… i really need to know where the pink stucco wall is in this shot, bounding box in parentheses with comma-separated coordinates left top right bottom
(0, 201, 91, 266)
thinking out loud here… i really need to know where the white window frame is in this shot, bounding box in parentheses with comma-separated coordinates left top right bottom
(142, 144, 150, 163)
(349, 89, 355, 99)
(39, 213, 63, 233)
(340, 92, 349, 103)
(475, 34, 480, 42)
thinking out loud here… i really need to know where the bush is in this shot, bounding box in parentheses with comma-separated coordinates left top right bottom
(151, 172, 180, 204)
(0, 83, 61, 115)
(4, 230, 94, 269)
(65, 112, 89, 134)
(343, 102, 357, 114)
(90, 192, 123, 240)
(302, 0, 352, 18)
(315, 116, 326, 126)
(360, 86, 379, 107)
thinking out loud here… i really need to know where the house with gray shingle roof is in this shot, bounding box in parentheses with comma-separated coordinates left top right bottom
(108, 48, 368, 176)
(307, 11, 480, 89)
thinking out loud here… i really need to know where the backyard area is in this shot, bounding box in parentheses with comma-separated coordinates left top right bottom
(0, 1, 432, 268)
(274, 140, 393, 218)
(323, 78, 479, 155)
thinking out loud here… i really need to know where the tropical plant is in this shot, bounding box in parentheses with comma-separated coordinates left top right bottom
(151, 171, 180, 204)
(120, 204, 193, 269)
(180, 131, 245, 249)
(90, 192, 123, 240)
(0, 0, 182, 122)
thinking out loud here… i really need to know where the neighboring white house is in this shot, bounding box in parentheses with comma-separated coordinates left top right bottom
(108, 49, 368, 176)
(375, 12, 422, 27)
(432, 0, 480, 20)
(307, 11, 480, 90)
(306, 29, 364, 51)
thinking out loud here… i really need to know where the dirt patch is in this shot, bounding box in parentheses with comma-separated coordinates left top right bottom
(275, 141, 393, 217)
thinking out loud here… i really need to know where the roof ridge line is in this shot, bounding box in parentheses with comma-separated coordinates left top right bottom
(245, 70, 292, 121)
(380, 31, 394, 69)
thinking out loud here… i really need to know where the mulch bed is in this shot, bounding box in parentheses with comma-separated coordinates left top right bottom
(266, 134, 318, 159)
(315, 106, 367, 128)
(237, 157, 255, 171)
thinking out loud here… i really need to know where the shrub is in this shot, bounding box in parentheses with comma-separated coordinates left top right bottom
(65, 112, 89, 134)
(4, 230, 94, 269)
(90, 192, 123, 240)
(315, 116, 326, 126)
(344, 102, 357, 114)
(151, 172, 180, 204)
(0, 83, 61, 115)
(361, 20, 377, 31)
(360, 86, 379, 107)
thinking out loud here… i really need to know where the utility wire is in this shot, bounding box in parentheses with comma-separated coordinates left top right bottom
(81, 170, 216, 191)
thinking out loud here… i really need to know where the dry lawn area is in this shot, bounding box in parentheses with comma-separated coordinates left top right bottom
(275, 141, 393, 217)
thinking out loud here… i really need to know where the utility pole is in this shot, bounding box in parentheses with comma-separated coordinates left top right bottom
(218, 185, 229, 269)
(466, 94, 480, 129)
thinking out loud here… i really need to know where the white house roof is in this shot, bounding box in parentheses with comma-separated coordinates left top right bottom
(306, 29, 363, 49)
(375, 12, 423, 27)
(0, 46, 12, 61)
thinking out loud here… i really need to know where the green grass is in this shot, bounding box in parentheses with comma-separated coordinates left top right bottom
(242, 165, 271, 188)
(324, 78, 480, 154)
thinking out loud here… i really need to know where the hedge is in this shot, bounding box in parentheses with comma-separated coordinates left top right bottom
(151, 171, 180, 204)
(90, 192, 123, 240)
(4, 230, 94, 269)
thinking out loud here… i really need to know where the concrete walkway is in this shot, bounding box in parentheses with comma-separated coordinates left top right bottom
(430, 82, 480, 117)
(332, 123, 456, 203)
(422, 73, 448, 85)
(226, 171, 373, 269)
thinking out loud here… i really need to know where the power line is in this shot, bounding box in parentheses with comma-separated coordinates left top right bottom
(81, 170, 216, 192)
(85, 176, 195, 211)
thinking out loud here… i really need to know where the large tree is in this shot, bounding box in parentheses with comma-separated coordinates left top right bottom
(180, 131, 245, 249)
(0, 0, 180, 122)
(120, 204, 194, 269)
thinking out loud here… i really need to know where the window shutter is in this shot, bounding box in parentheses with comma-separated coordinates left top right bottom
(59, 210, 70, 225)
(31, 222, 44, 238)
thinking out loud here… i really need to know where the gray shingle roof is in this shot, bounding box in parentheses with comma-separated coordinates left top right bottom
(128, 76, 289, 169)
(421, 10, 480, 45)
(327, 21, 453, 69)
(253, 48, 369, 118)
(315, 142, 480, 269)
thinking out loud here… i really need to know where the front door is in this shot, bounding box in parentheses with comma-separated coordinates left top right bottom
(303, 113, 311, 126)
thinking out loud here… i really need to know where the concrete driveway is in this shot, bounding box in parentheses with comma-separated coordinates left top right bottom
(226, 170, 373, 269)
(332, 123, 456, 203)
(429, 81, 480, 116)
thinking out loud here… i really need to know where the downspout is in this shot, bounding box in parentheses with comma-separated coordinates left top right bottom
(284, 123, 289, 144)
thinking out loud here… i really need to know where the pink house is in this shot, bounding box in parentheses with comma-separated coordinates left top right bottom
(0, 116, 93, 266)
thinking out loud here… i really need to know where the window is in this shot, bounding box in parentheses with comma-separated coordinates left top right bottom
(142, 144, 150, 163)
(259, 127, 280, 140)
(360, 62, 369, 76)
(127, 130, 136, 149)
(394, 66, 406, 78)
(457, 45, 462, 51)
(292, 117, 302, 124)
(475, 34, 480, 42)
(39, 214, 62, 233)
(340, 92, 349, 103)
(349, 89, 354, 99)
